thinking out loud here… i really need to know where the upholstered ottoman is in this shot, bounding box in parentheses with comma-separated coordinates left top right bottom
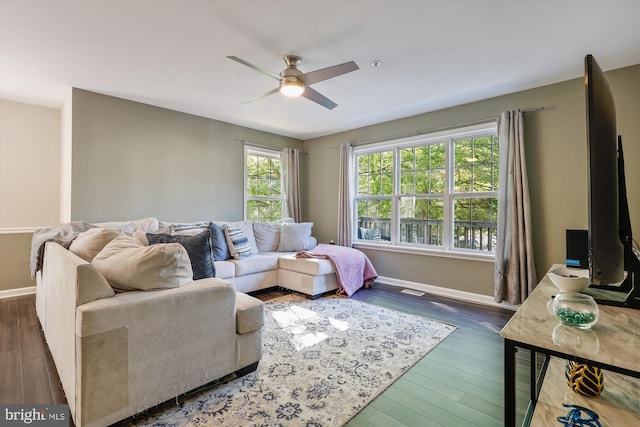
(276, 254, 338, 299)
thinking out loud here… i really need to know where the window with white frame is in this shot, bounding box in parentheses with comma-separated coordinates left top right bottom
(354, 123, 499, 255)
(244, 146, 284, 222)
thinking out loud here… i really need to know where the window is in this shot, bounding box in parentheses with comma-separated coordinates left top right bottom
(354, 123, 499, 255)
(245, 147, 283, 222)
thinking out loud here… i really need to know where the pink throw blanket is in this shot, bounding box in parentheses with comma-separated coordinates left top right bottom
(295, 244, 377, 297)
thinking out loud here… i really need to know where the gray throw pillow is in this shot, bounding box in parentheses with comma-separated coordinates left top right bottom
(147, 230, 215, 280)
(278, 222, 314, 252)
(93, 235, 192, 291)
(69, 228, 123, 261)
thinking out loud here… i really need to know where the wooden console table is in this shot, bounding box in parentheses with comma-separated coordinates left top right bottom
(500, 266, 640, 426)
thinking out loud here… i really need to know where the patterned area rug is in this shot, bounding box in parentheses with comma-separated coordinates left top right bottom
(127, 294, 456, 426)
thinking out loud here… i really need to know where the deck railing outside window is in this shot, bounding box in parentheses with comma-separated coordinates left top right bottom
(357, 217, 497, 252)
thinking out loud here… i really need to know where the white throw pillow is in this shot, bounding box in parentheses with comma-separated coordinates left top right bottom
(253, 222, 280, 252)
(93, 235, 193, 291)
(278, 222, 315, 252)
(69, 228, 123, 262)
(253, 219, 294, 252)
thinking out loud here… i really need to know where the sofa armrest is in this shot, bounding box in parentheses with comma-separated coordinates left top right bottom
(73, 278, 241, 426)
(43, 241, 115, 305)
(40, 241, 115, 422)
(235, 291, 265, 334)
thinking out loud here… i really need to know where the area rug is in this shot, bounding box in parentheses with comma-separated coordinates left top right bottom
(126, 295, 456, 427)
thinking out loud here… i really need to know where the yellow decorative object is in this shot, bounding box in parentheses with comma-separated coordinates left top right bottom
(565, 360, 604, 397)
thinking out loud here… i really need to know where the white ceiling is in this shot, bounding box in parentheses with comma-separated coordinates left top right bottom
(1, 0, 639, 140)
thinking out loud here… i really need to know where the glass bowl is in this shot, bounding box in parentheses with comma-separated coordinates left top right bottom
(552, 292, 599, 329)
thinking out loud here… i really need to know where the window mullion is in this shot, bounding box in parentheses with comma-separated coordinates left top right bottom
(443, 139, 453, 251)
(391, 148, 400, 245)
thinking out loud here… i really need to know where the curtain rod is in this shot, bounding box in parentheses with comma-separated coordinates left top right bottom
(242, 140, 307, 155)
(330, 106, 547, 149)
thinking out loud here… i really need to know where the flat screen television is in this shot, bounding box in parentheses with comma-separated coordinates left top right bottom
(584, 54, 640, 308)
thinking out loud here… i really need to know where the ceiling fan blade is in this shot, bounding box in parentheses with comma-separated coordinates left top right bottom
(301, 86, 338, 110)
(227, 56, 281, 81)
(241, 87, 280, 104)
(302, 61, 359, 85)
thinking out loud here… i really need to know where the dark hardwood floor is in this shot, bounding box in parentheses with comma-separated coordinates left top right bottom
(343, 284, 531, 426)
(0, 294, 66, 405)
(0, 283, 530, 426)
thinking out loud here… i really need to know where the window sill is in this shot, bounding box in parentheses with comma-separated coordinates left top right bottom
(353, 241, 495, 263)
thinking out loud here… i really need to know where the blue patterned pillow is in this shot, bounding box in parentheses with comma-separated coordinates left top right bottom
(208, 222, 230, 261)
(224, 224, 254, 259)
(146, 230, 215, 280)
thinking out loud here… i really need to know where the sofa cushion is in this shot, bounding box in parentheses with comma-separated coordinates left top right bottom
(278, 253, 335, 275)
(224, 225, 254, 259)
(171, 221, 210, 236)
(93, 235, 193, 291)
(146, 230, 215, 280)
(209, 222, 230, 261)
(231, 254, 279, 276)
(69, 228, 123, 262)
(92, 217, 159, 233)
(278, 222, 315, 252)
(214, 260, 235, 279)
(235, 292, 265, 334)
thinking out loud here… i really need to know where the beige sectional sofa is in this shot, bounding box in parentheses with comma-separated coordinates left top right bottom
(36, 242, 265, 427)
(168, 218, 339, 297)
(32, 217, 338, 427)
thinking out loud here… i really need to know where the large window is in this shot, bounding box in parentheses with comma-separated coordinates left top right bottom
(245, 147, 283, 222)
(354, 123, 498, 255)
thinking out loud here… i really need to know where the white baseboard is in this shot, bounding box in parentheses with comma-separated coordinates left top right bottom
(0, 280, 520, 310)
(376, 276, 519, 311)
(0, 286, 36, 299)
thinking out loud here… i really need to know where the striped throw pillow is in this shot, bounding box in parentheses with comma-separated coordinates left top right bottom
(224, 224, 254, 259)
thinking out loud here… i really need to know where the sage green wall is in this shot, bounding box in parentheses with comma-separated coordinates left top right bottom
(304, 65, 640, 297)
(70, 89, 303, 223)
(1, 67, 637, 295)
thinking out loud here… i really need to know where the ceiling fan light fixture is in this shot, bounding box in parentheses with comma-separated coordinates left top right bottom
(228, 54, 358, 108)
(279, 78, 305, 97)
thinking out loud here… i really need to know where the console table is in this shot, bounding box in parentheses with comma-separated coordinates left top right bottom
(500, 266, 640, 426)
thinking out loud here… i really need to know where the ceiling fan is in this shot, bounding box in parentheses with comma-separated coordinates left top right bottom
(227, 55, 359, 110)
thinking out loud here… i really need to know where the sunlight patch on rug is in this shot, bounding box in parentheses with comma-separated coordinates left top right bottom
(126, 294, 456, 427)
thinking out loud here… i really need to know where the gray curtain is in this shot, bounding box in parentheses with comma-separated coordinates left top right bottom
(494, 110, 537, 304)
(337, 143, 353, 246)
(281, 148, 302, 222)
